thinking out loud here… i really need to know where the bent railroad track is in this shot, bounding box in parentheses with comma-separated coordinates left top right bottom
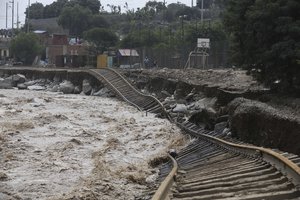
(89, 68, 300, 200)
(87, 68, 166, 114)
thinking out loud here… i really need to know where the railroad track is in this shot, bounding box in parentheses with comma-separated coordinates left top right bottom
(156, 126, 300, 200)
(88, 68, 300, 200)
(88, 68, 166, 114)
(1, 67, 299, 199)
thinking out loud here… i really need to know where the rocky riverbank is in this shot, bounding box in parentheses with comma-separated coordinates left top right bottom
(121, 68, 300, 155)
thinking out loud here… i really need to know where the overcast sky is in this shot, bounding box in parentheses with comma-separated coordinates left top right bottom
(0, 0, 193, 29)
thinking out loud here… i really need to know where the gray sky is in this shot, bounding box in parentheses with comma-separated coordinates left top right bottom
(0, 0, 193, 29)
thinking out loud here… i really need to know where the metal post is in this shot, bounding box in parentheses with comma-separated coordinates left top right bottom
(11, 0, 14, 29)
(6, 2, 8, 29)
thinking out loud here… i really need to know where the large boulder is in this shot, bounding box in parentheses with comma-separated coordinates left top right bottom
(0, 79, 13, 89)
(24, 80, 37, 87)
(82, 79, 92, 95)
(74, 86, 82, 94)
(93, 87, 110, 97)
(59, 81, 75, 94)
(17, 83, 28, 90)
(3, 74, 26, 87)
(228, 98, 300, 155)
(194, 97, 217, 110)
(188, 107, 217, 130)
(12, 74, 26, 84)
(28, 85, 46, 90)
(172, 104, 188, 113)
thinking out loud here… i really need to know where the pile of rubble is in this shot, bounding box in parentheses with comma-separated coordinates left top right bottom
(0, 73, 113, 97)
(160, 88, 231, 137)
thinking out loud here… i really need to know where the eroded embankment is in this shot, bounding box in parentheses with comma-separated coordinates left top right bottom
(122, 69, 300, 155)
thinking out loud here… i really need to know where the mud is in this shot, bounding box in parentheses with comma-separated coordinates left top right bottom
(0, 90, 190, 200)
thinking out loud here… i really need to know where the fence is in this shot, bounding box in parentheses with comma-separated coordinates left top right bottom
(133, 40, 229, 69)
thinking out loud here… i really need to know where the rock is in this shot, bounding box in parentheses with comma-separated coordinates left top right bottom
(173, 104, 188, 113)
(194, 98, 217, 110)
(74, 86, 82, 94)
(145, 174, 158, 184)
(216, 115, 229, 123)
(185, 88, 196, 101)
(214, 122, 228, 135)
(161, 90, 172, 98)
(3, 74, 25, 87)
(82, 79, 92, 95)
(187, 103, 195, 110)
(17, 83, 28, 90)
(53, 74, 61, 83)
(189, 108, 217, 130)
(59, 81, 75, 94)
(24, 80, 37, 86)
(12, 74, 26, 84)
(164, 96, 176, 105)
(222, 128, 230, 135)
(0, 172, 8, 181)
(0, 79, 13, 89)
(93, 87, 110, 97)
(28, 85, 46, 91)
(49, 85, 60, 92)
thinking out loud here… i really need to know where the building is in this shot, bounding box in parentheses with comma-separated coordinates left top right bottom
(0, 38, 11, 61)
(46, 34, 89, 67)
(117, 49, 140, 68)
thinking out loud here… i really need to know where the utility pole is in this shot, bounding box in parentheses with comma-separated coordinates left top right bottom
(6, 2, 8, 29)
(17, 2, 19, 29)
(191, 0, 193, 7)
(11, 0, 14, 29)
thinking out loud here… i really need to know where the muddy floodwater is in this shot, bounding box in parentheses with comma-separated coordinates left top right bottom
(0, 89, 189, 200)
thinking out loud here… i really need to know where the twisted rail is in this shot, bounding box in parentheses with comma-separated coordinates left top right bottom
(85, 68, 300, 200)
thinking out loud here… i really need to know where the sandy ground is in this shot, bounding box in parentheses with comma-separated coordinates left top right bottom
(0, 89, 189, 200)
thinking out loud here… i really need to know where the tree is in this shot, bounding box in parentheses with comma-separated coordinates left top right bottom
(44, 0, 68, 18)
(58, 5, 92, 38)
(224, 0, 300, 93)
(223, 0, 255, 65)
(165, 3, 187, 22)
(65, 0, 101, 14)
(84, 28, 118, 54)
(26, 2, 44, 19)
(90, 15, 109, 28)
(10, 33, 43, 65)
(145, 1, 166, 14)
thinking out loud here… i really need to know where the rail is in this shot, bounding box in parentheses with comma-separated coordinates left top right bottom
(151, 155, 178, 200)
(87, 69, 143, 111)
(151, 123, 300, 200)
